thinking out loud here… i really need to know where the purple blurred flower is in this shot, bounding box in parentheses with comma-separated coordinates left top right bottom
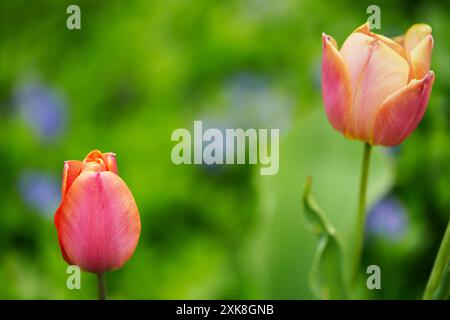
(366, 197, 408, 241)
(14, 80, 67, 140)
(18, 170, 60, 218)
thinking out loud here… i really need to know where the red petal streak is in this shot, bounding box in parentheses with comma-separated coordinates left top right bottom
(54, 205, 73, 265)
(322, 33, 353, 137)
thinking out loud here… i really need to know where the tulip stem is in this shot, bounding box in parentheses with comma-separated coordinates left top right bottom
(97, 273, 107, 300)
(351, 142, 372, 288)
(423, 218, 450, 300)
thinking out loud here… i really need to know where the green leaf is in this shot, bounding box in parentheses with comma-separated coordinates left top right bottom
(302, 177, 350, 299)
(433, 261, 450, 300)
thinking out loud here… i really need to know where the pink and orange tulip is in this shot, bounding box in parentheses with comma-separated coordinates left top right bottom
(54, 150, 141, 274)
(322, 22, 435, 146)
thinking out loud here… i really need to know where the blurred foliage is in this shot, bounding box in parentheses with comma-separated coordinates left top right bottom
(0, 0, 449, 299)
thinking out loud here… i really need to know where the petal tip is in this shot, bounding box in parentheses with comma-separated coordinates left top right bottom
(322, 33, 338, 49)
(354, 21, 371, 34)
(423, 70, 435, 86)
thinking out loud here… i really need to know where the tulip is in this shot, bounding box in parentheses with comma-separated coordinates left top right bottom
(321, 22, 435, 289)
(322, 22, 435, 146)
(54, 150, 141, 298)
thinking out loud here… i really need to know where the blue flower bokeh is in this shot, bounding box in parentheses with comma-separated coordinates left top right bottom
(18, 170, 60, 218)
(14, 79, 67, 140)
(366, 196, 408, 241)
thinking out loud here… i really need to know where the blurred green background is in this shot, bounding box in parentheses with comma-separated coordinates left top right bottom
(0, 0, 449, 299)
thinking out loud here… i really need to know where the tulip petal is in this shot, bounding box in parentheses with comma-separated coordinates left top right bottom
(103, 152, 118, 174)
(372, 71, 435, 146)
(61, 160, 83, 197)
(84, 150, 105, 163)
(354, 22, 409, 61)
(83, 150, 108, 172)
(321, 33, 353, 136)
(353, 22, 413, 81)
(54, 209, 73, 264)
(56, 171, 141, 273)
(410, 34, 433, 80)
(393, 35, 405, 48)
(404, 24, 432, 52)
(340, 33, 409, 140)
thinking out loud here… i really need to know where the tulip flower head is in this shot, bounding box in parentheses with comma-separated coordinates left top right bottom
(322, 22, 435, 146)
(54, 150, 141, 274)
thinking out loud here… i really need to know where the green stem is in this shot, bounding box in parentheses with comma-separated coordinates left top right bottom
(423, 218, 450, 300)
(351, 142, 372, 288)
(97, 272, 107, 300)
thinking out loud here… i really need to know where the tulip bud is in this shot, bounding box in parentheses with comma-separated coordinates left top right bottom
(322, 22, 435, 146)
(54, 150, 141, 274)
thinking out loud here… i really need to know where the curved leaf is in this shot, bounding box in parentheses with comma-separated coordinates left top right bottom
(303, 177, 350, 299)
